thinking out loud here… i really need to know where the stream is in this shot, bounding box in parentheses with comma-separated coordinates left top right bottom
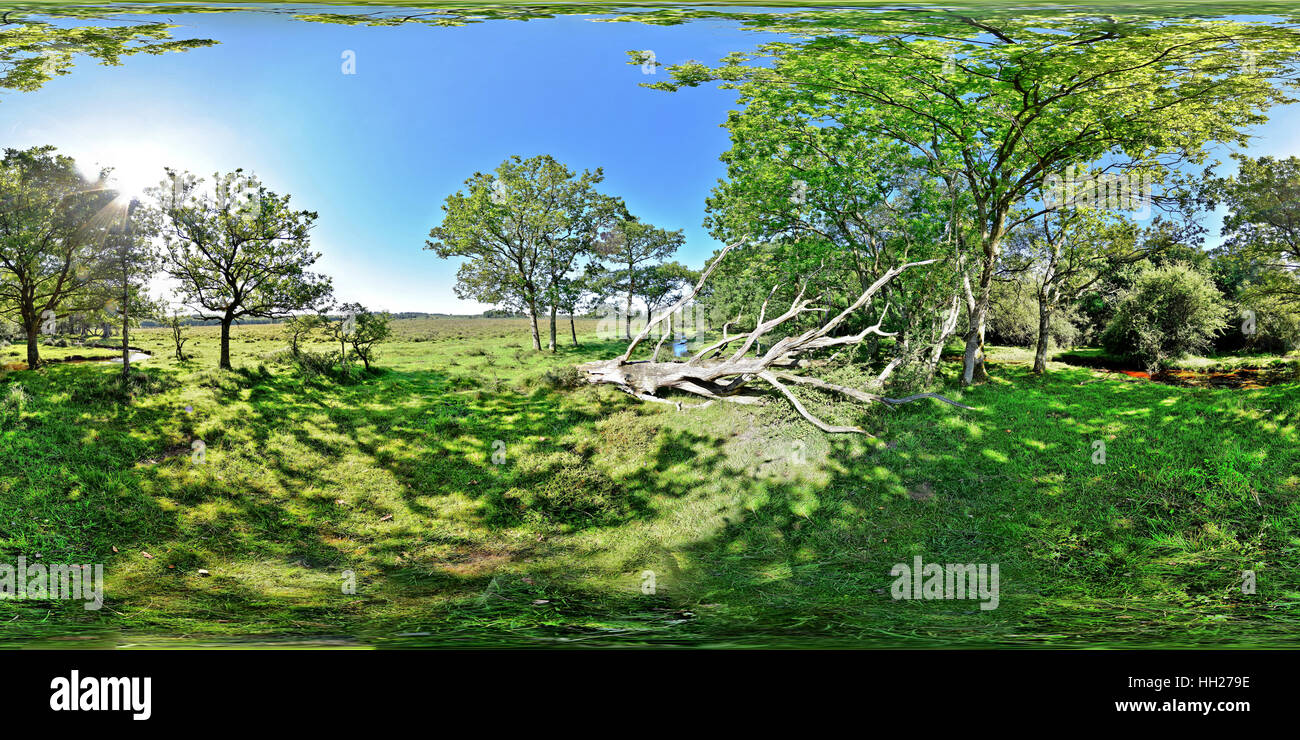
(1, 346, 153, 371)
(1054, 352, 1299, 389)
(107, 352, 153, 363)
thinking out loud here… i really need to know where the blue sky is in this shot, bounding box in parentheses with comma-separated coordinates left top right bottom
(3, 7, 1297, 313)
(2, 8, 763, 313)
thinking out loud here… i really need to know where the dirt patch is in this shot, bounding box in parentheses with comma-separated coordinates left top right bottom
(908, 482, 935, 501)
(436, 548, 515, 577)
(138, 443, 194, 465)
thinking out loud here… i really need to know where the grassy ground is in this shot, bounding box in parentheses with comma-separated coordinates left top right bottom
(1, 319, 1297, 648)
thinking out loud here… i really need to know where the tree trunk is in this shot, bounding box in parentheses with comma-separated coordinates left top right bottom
(219, 318, 233, 370)
(1033, 297, 1052, 374)
(624, 292, 633, 340)
(24, 318, 40, 368)
(548, 304, 558, 352)
(569, 315, 578, 346)
(121, 262, 130, 381)
(585, 244, 970, 436)
(121, 315, 130, 378)
(961, 318, 988, 386)
(961, 233, 1002, 386)
(527, 303, 541, 351)
(924, 295, 962, 386)
(1033, 240, 1063, 376)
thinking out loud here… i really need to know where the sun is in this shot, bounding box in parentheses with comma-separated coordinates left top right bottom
(80, 141, 181, 200)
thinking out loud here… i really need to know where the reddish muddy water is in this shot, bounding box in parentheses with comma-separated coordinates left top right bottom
(1091, 364, 1299, 389)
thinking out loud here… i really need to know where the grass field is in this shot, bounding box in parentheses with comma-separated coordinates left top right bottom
(1, 318, 1297, 648)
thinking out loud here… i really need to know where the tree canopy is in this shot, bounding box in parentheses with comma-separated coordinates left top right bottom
(145, 168, 333, 369)
(647, 10, 1300, 384)
(427, 154, 624, 351)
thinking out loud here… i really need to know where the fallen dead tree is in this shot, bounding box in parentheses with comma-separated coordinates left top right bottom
(578, 239, 973, 435)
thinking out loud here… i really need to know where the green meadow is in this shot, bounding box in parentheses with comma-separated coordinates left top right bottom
(1, 318, 1296, 648)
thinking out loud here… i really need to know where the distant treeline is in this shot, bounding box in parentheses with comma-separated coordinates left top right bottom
(136, 312, 471, 327)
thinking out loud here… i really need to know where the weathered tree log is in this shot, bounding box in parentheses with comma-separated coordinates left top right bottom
(579, 239, 973, 434)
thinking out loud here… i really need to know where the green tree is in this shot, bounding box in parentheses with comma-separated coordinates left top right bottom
(1213, 154, 1300, 309)
(634, 261, 698, 338)
(1004, 208, 1142, 373)
(145, 168, 333, 370)
(703, 105, 966, 387)
(162, 310, 190, 361)
(324, 302, 361, 370)
(554, 261, 605, 346)
(645, 12, 1300, 384)
(283, 312, 326, 358)
(0, 12, 216, 96)
(595, 218, 685, 339)
(427, 155, 622, 351)
(344, 306, 392, 371)
(0, 145, 115, 367)
(97, 198, 158, 379)
(1102, 263, 1229, 371)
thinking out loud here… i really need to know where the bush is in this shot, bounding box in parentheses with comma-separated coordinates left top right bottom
(1101, 263, 1229, 370)
(292, 349, 338, 377)
(0, 382, 31, 429)
(1229, 292, 1300, 354)
(987, 278, 1083, 349)
(541, 365, 585, 389)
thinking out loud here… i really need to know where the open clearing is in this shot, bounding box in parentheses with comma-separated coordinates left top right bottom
(2, 317, 1297, 648)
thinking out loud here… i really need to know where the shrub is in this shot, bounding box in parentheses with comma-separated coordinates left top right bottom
(0, 382, 31, 429)
(1231, 291, 1300, 354)
(987, 280, 1039, 347)
(988, 278, 1085, 349)
(293, 349, 338, 377)
(541, 365, 585, 390)
(1102, 263, 1230, 370)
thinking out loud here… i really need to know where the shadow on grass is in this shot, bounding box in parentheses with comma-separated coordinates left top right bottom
(4, 355, 1297, 647)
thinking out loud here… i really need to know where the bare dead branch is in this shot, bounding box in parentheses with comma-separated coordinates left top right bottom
(578, 250, 966, 435)
(880, 393, 975, 410)
(759, 371, 873, 436)
(619, 238, 749, 363)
